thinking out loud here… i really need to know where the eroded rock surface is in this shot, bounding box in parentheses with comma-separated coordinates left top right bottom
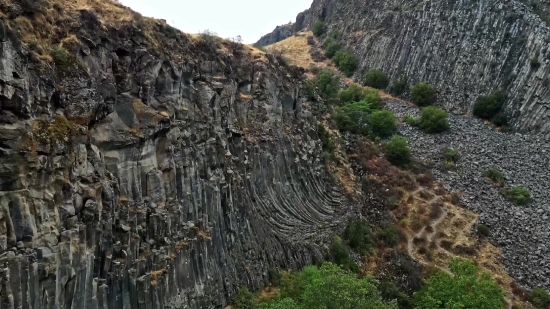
(386, 99, 550, 291)
(259, 0, 550, 138)
(0, 5, 350, 308)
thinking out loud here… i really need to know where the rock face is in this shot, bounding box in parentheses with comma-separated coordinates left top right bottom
(386, 99, 550, 291)
(254, 23, 295, 47)
(0, 3, 349, 308)
(258, 0, 550, 139)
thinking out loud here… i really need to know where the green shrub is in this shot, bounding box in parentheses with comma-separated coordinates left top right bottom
(484, 168, 505, 184)
(403, 115, 420, 126)
(379, 281, 413, 309)
(411, 82, 437, 106)
(377, 225, 400, 246)
(330, 29, 341, 40)
(334, 100, 372, 134)
(333, 50, 357, 77)
(306, 81, 316, 101)
(500, 187, 532, 205)
(369, 110, 396, 139)
(413, 259, 505, 309)
(329, 237, 359, 273)
(271, 263, 396, 309)
(268, 269, 282, 287)
(490, 113, 508, 126)
(50, 46, 71, 67)
(338, 83, 366, 103)
(343, 220, 373, 255)
(443, 148, 459, 163)
(317, 124, 336, 156)
(389, 76, 409, 96)
(385, 136, 411, 166)
(364, 88, 384, 109)
(530, 288, 550, 309)
(314, 70, 340, 98)
(312, 21, 326, 37)
(531, 57, 541, 69)
(418, 106, 449, 133)
(323, 39, 341, 59)
(476, 224, 490, 237)
(233, 288, 257, 309)
(364, 69, 390, 89)
(473, 91, 506, 120)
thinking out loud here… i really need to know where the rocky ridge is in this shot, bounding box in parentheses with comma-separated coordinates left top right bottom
(0, 1, 354, 308)
(386, 99, 550, 291)
(257, 0, 550, 139)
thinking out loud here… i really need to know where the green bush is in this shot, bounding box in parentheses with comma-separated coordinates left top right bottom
(476, 224, 490, 237)
(379, 281, 413, 309)
(500, 187, 532, 205)
(270, 263, 396, 309)
(484, 168, 505, 185)
(317, 124, 335, 153)
(443, 148, 459, 163)
(334, 100, 372, 134)
(473, 91, 506, 120)
(403, 115, 419, 126)
(389, 76, 409, 96)
(343, 220, 373, 255)
(418, 106, 449, 133)
(314, 70, 340, 98)
(338, 83, 366, 103)
(385, 136, 411, 166)
(369, 110, 396, 139)
(411, 82, 437, 106)
(330, 29, 341, 40)
(268, 269, 282, 287)
(530, 288, 550, 309)
(50, 46, 71, 67)
(364, 69, 390, 89)
(333, 50, 357, 77)
(413, 259, 505, 309)
(364, 88, 384, 109)
(329, 237, 359, 273)
(312, 21, 326, 37)
(377, 225, 400, 246)
(323, 39, 341, 59)
(233, 288, 257, 309)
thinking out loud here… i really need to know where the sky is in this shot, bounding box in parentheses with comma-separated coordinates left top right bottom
(118, 0, 313, 44)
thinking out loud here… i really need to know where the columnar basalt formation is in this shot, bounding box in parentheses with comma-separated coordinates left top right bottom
(258, 0, 550, 139)
(0, 2, 350, 308)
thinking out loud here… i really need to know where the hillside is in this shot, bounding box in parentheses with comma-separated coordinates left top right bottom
(257, 0, 550, 139)
(0, 0, 352, 308)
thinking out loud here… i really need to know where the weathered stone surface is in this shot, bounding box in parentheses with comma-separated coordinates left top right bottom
(0, 6, 351, 309)
(386, 99, 550, 291)
(259, 0, 550, 138)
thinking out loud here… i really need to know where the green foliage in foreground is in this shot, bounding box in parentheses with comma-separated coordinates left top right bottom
(500, 187, 532, 206)
(413, 259, 505, 309)
(259, 263, 397, 309)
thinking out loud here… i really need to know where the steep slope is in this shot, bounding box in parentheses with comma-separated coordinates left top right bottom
(257, 0, 550, 139)
(0, 1, 351, 308)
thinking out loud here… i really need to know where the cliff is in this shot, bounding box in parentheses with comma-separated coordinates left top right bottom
(0, 1, 350, 308)
(257, 0, 550, 139)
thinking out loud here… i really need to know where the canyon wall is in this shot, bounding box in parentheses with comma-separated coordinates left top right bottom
(259, 0, 550, 139)
(0, 3, 350, 308)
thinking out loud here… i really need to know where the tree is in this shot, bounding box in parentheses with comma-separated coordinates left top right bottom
(369, 110, 396, 139)
(323, 39, 341, 59)
(418, 107, 449, 133)
(299, 263, 396, 309)
(312, 21, 326, 37)
(259, 298, 302, 309)
(413, 259, 505, 309)
(411, 82, 437, 106)
(233, 288, 257, 309)
(334, 100, 372, 134)
(389, 76, 409, 96)
(364, 69, 390, 89)
(333, 50, 358, 77)
(314, 70, 340, 98)
(385, 136, 411, 165)
(473, 91, 506, 120)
